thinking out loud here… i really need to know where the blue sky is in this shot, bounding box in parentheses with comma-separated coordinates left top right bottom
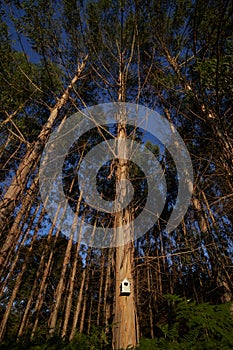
(2, 3, 41, 63)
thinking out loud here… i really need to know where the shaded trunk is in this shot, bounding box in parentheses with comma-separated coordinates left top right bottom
(79, 267, 90, 334)
(147, 257, 154, 338)
(61, 216, 83, 338)
(0, 206, 43, 341)
(97, 252, 105, 326)
(69, 267, 87, 340)
(17, 250, 46, 339)
(104, 248, 113, 333)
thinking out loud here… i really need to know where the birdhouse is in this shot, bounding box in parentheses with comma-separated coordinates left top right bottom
(120, 278, 131, 295)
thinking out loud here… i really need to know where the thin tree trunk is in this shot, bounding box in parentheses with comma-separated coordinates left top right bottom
(201, 191, 232, 303)
(0, 177, 39, 271)
(47, 254, 68, 335)
(48, 193, 83, 336)
(146, 257, 154, 338)
(79, 295, 86, 334)
(17, 250, 46, 339)
(61, 215, 84, 338)
(87, 297, 93, 335)
(103, 248, 113, 333)
(0, 59, 87, 234)
(30, 198, 68, 339)
(30, 254, 54, 340)
(79, 266, 90, 334)
(69, 267, 87, 340)
(135, 244, 141, 340)
(0, 206, 43, 341)
(97, 252, 105, 326)
(0, 196, 40, 297)
(87, 269, 95, 335)
(17, 203, 56, 338)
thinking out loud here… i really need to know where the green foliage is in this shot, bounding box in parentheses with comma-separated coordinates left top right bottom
(139, 295, 233, 350)
(64, 327, 110, 350)
(195, 49, 233, 95)
(0, 327, 110, 350)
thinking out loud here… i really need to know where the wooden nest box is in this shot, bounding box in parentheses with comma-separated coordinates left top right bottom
(120, 278, 131, 295)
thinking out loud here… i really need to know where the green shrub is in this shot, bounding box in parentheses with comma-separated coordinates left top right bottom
(139, 295, 233, 350)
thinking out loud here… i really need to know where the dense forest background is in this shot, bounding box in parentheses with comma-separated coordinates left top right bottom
(0, 0, 233, 349)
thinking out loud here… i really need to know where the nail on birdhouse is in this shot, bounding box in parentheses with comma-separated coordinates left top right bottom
(120, 278, 130, 295)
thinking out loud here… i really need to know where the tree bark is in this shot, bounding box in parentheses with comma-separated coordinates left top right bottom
(112, 67, 138, 348)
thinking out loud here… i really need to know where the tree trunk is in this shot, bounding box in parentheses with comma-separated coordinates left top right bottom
(0, 206, 43, 341)
(146, 257, 154, 338)
(0, 194, 40, 297)
(112, 66, 138, 348)
(79, 267, 90, 334)
(0, 177, 39, 271)
(0, 59, 87, 234)
(30, 215, 62, 339)
(97, 252, 105, 326)
(103, 248, 113, 333)
(17, 250, 46, 339)
(48, 193, 83, 336)
(69, 267, 87, 340)
(61, 216, 83, 338)
(87, 270, 95, 335)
